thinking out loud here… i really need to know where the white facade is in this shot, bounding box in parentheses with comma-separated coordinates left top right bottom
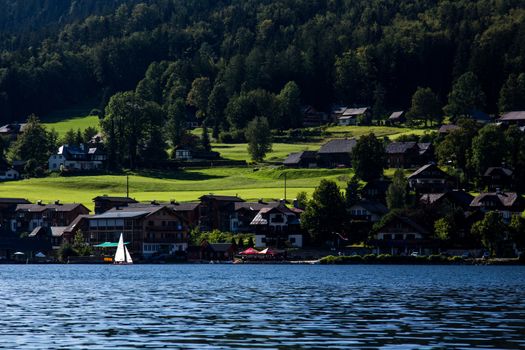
(49, 154, 105, 171)
(175, 149, 192, 160)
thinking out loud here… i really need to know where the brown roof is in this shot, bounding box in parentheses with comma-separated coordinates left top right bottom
(388, 111, 405, 120)
(199, 194, 244, 202)
(386, 142, 417, 154)
(438, 124, 461, 133)
(483, 167, 513, 177)
(408, 164, 450, 180)
(318, 138, 357, 154)
(283, 151, 317, 165)
(15, 203, 90, 213)
(500, 111, 525, 121)
(92, 196, 138, 204)
(470, 192, 521, 208)
(64, 215, 90, 234)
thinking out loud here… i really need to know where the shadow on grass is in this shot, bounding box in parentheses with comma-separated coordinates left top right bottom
(132, 169, 226, 181)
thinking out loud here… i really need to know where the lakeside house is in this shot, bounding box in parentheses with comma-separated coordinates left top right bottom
(251, 205, 304, 248)
(470, 191, 525, 223)
(12, 202, 90, 233)
(198, 194, 245, 232)
(82, 205, 188, 258)
(371, 215, 433, 255)
(48, 144, 107, 172)
(348, 200, 388, 223)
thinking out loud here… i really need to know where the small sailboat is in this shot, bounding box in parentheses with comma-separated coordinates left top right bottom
(114, 233, 133, 265)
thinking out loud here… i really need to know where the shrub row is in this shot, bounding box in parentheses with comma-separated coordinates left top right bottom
(319, 254, 465, 265)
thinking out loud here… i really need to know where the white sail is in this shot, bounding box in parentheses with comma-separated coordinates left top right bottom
(124, 245, 133, 264)
(114, 233, 126, 263)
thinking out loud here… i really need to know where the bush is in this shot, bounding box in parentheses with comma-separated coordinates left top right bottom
(219, 129, 246, 143)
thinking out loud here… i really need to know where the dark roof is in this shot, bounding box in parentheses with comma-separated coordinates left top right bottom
(168, 202, 200, 211)
(419, 190, 473, 207)
(386, 142, 417, 154)
(318, 139, 357, 154)
(378, 215, 430, 235)
(483, 167, 513, 177)
(0, 198, 30, 205)
(388, 111, 405, 120)
(92, 196, 138, 203)
(15, 203, 90, 213)
(234, 202, 280, 211)
(500, 111, 525, 121)
(351, 200, 388, 215)
(342, 107, 369, 116)
(208, 243, 235, 252)
(64, 215, 90, 234)
(408, 164, 450, 180)
(128, 202, 200, 211)
(438, 124, 460, 133)
(471, 192, 521, 208)
(199, 194, 245, 202)
(283, 151, 317, 165)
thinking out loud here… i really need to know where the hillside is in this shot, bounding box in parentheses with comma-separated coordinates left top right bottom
(0, 0, 524, 123)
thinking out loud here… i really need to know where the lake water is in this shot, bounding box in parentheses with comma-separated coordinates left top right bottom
(0, 265, 524, 349)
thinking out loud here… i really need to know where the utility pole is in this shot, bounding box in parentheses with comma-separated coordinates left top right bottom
(126, 175, 129, 197)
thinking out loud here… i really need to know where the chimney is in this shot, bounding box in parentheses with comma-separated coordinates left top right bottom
(37, 200, 43, 205)
(54, 200, 60, 205)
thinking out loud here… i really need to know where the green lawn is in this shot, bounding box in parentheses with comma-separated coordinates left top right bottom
(0, 167, 354, 210)
(325, 125, 433, 139)
(43, 115, 100, 137)
(212, 142, 321, 162)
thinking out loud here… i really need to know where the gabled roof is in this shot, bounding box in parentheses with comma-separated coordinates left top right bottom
(64, 214, 90, 234)
(283, 151, 317, 165)
(388, 111, 405, 120)
(92, 205, 174, 219)
(417, 143, 432, 155)
(350, 200, 388, 215)
(92, 196, 138, 204)
(378, 215, 430, 235)
(342, 107, 369, 116)
(234, 201, 280, 212)
(16, 203, 90, 213)
(0, 198, 30, 205)
(386, 142, 418, 154)
(483, 167, 513, 177)
(500, 111, 525, 121)
(199, 194, 245, 202)
(438, 124, 461, 133)
(0, 123, 26, 134)
(318, 138, 357, 154)
(250, 205, 296, 225)
(471, 192, 521, 208)
(408, 163, 450, 180)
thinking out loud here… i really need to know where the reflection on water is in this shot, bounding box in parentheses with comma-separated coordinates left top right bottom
(0, 265, 524, 349)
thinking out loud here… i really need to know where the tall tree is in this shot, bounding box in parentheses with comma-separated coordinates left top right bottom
(471, 211, 505, 257)
(166, 98, 187, 157)
(407, 87, 442, 126)
(277, 81, 302, 129)
(7, 115, 55, 167)
(469, 124, 506, 177)
(207, 83, 228, 138)
(444, 72, 485, 118)
(245, 116, 272, 162)
(201, 123, 211, 152)
(301, 179, 346, 244)
(498, 73, 525, 113)
(386, 169, 408, 210)
(186, 77, 211, 120)
(352, 133, 385, 182)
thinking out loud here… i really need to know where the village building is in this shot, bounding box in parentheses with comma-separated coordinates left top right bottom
(336, 107, 371, 126)
(388, 111, 406, 124)
(348, 200, 388, 223)
(417, 143, 434, 164)
(174, 149, 192, 161)
(48, 144, 107, 172)
(29, 226, 67, 249)
(187, 241, 238, 262)
(371, 215, 434, 255)
(251, 205, 303, 248)
(0, 167, 20, 181)
(318, 138, 357, 167)
(385, 142, 420, 168)
(470, 191, 525, 223)
(361, 179, 391, 204)
(230, 201, 281, 233)
(302, 105, 328, 126)
(198, 194, 245, 231)
(283, 151, 318, 168)
(408, 163, 452, 194)
(0, 122, 26, 140)
(0, 198, 30, 229)
(438, 124, 461, 135)
(84, 205, 188, 258)
(499, 111, 525, 126)
(12, 202, 90, 233)
(483, 167, 513, 191)
(420, 190, 474, 211)
(92, 196, 138, 214)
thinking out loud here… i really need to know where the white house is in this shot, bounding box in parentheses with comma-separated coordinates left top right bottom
(48, 144, 106, 171)
(175, 149, 192, 161)
(250, 206, 303, 248)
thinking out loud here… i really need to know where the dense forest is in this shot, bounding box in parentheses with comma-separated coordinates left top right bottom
(1, 0, 525, 124)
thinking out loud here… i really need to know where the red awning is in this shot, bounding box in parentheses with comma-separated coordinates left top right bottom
(240, 247, 260, 255)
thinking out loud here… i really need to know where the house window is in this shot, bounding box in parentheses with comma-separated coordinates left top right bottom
(261, 237, 267, 243)
(289, 237, 296, 243)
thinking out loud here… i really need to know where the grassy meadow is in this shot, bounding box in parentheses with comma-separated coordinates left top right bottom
(42, 115, 100, 137)
(0, 167, 355, 210)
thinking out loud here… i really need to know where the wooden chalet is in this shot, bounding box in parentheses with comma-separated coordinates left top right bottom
(93, 195, 138, 214)
(385, 142, 420, 168)
(408, 163, 452, 194)
(483, 167, 513, 191)
(470, 191, 525, 223)
(250, 205, 303, 248)
(283, 151, 318, 168)
(198, 194, 245, 231)
(388, 111, 406, 124)
(499, 111, 525, 126)
(318, 138, 357, 168)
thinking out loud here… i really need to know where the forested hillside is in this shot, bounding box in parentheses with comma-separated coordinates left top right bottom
(0, 0, 525, 123)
